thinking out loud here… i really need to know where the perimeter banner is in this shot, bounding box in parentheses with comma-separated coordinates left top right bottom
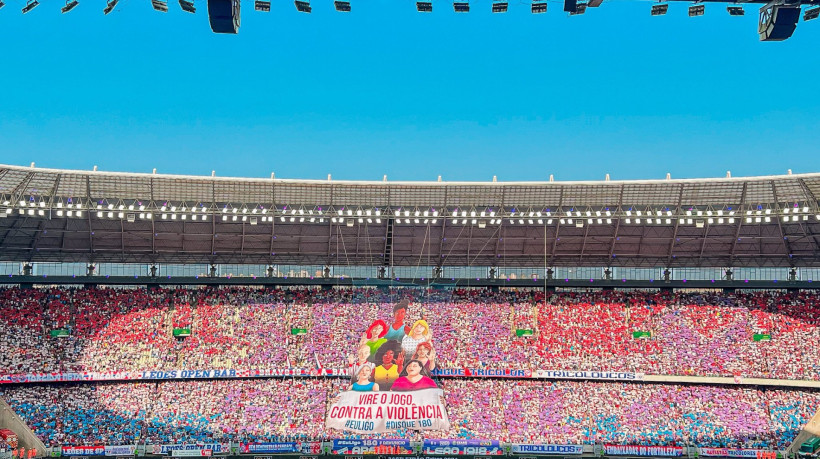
(104, 447, 137, 457)
(510, 445, 584, 455)
(533, 371, 644, 381)
(152, 444, 229, 455)
(431, 369, 532, 378)
(239, 444, 315, 455)
(62, 447, 104, 456)
(326, 389, 449, 433)
(422, 440, 504, 456)
(698, 449, 771, 457)
(330, 440, 414, 455)
(604, 446, 683, 457)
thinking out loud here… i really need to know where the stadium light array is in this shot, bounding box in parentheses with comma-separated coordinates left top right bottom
(255, 0, 270, 10)
(416, 1, 432, 11)
(179, 0, 196, 13)
(651, 3, 668, 15)
(21, 0, 39, 13)
(805, 6, 820, 20)
(8, 197, 816, 227)
(531, 1, 546, 13)
(295, 0, 311, 12)
(61, 0, 79, 13)
(334, 0, 350, 11)
(689, 4, 704, 16)
(152, 0, 168, 11)
(492, 1, 507, 12)
(103, 0, 117, 13)
(453, 1, 469, 12)
(727, 5, 743, 15)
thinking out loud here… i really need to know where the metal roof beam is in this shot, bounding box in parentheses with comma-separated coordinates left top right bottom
(771, 180, 794, 262)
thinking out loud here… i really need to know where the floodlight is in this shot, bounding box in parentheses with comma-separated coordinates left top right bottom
(651, 3, 667, 15)
(805, 6, 820, 20)
(254, 0, 270, 10)
(103, 0, 117, 14)
(179, 0, 195, 12)
(295, 0, 311, 12)
(22, 0, 39, 13)
(492, 1, 507, 12)
(453, 1, 468, 12)
(62, 0, 78, 12)
(727, 5, 743, 15)
(334, 0, 350, 11)
(152, 0, 168, 11)
(416, 1, 432, 11)
(688, 4, 704, 16)
(531, 1, 546, 12)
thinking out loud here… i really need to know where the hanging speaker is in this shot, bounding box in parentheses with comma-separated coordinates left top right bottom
(208, 0, 240, 34)
(758, 4, 799, 41)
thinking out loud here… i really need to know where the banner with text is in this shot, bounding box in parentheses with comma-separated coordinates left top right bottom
(698, 449, 772, 458)
(422, 440, 503, 456)
(604, 446, 683, 457)
(327, 298, 449, 433)
(431, 369, 532, 378)
(240, 444, 300, 455)
(151, 444, 229, 455)
(62, 447, 104, 457)
(511, 444, 584, 455)
(327, 389, 449, 433)
(534, 371, 644, 381)
(240, 442, 321, 455)
(331, 440, 414, 455)
(171, 450, 213, 457)
(104, 446, 136, 457)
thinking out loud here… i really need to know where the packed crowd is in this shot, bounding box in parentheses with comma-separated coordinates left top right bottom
(1, 379, 817, 448)
(2, 286, 819, 380)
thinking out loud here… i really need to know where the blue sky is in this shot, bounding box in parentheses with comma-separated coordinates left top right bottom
(0, 0, 818, 182)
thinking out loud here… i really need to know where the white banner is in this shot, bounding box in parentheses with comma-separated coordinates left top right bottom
(326, 388, 450, 433)
(153, 444, 228, 455)
(171, 451, 212, 457)
(105, 446, 136, 457)
(533, 370, 644, 381)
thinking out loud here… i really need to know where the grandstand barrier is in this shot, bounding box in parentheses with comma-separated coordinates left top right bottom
(38, 443, 789, 459)
(3, 369, 820, 388)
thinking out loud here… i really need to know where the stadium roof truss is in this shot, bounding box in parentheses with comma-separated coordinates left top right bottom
(2, 164, 820, 268)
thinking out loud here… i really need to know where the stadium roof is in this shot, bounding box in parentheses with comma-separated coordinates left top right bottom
(2, 163, 820, 267)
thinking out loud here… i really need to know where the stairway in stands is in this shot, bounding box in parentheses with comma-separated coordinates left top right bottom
(0, 398, 47, 456)
(788, 407, 820, 454)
